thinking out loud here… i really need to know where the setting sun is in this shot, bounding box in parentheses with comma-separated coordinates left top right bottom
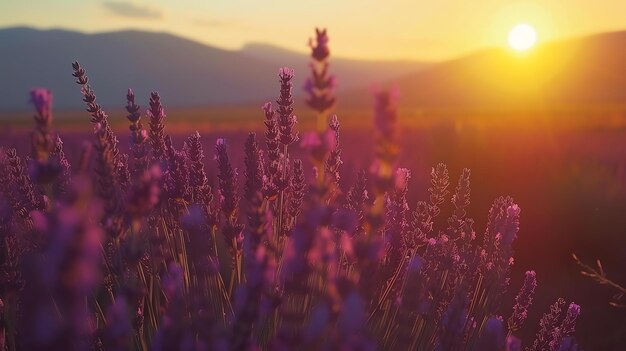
(508, 23, 537, 51)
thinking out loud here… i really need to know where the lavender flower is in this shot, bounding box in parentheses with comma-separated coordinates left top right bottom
(382, 168, 411, 280)
(29, 89, 54, 153)
(101, 297, 133, 351)
(216, 138, 239, 220)
(269, 68, 300, 244)
(231, 192, 275, 351)
(263, 102, 280, 162)
(29, 88, 59, 185)
(336, 292, 370, 349)
(395, 255, 428, 347)
(276, 67, 298, 146)
(50, 136, 71, 195)
(446, 168, 475, 255)
(346, 171, 369, 236)
(285, 159, 306, 230)
(164, 136, 190, 202)
(262, 102, 280, 199)
(438, 285, 470, 350)
(481, 196, 521, 277)
(243, 132, 265, 203)
(72, 61, 120, 164)
(507, 335, 522, 351)
(125, 164, 162, 221)
(30, 88, 53, 125)
(549, 303, 581, 351)
(147, 91, 167, 160)
(93, 123, 124, 240)
(181, 205, 217, 278)
(0, 157, 23, 296)
(477, 316, 506, 351)
(373, 87, 399, 143)
(116, 153, 131, 189)
(76, 141, 93, 174)
(409, 163, 449, 247)
(309, 27, 330, 62)
(20, 177, 103, 350)
(429, 163, 450, 219)
(151, 263, 190, 351)
(508, 270, 538, 332)
(411, 200, 433, 243)
(555, 337, 579, 351)
(305, 28, 336, 129)
(451, 168, 471, 220)
(216, 138, 244, 287)
(529, 298, 566, 351)
(184, 131, 211, 205)
(183, 133, 218, 228)
(125, 88, 149, 171)
(324, 114, 342, 186)
(6, 148, 42, 213)
(278, 205, 334, 347)
(370, 88, 400, 195)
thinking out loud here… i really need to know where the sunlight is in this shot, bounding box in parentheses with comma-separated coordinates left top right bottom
(508, 23, 537, 51)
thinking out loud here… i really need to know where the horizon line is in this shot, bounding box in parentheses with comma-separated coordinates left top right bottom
(3, 24, 624, 63)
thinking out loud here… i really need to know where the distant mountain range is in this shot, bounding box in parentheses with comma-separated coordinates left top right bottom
(0, 27, 430, 111)
(1, 27, 625, 113)
(342, 31, 626, 110)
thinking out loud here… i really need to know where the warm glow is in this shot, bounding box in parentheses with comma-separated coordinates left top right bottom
(508, 24, 537, 51)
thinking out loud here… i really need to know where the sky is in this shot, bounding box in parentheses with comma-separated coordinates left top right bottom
(1, 0, 626, 61)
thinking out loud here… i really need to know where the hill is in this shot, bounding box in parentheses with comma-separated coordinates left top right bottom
(342, 31, 626, 111)
(0, 27, 429, 111)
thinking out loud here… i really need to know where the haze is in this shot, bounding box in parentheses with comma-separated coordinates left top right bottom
(2, 0, 626, 61)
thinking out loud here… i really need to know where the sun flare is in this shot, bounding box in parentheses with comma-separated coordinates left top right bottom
(508, 24, 537, 51)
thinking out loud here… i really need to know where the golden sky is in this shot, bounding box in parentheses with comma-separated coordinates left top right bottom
(2, 0, 626, 61)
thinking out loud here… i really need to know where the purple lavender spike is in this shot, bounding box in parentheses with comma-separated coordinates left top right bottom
(508, 270, 538, 332)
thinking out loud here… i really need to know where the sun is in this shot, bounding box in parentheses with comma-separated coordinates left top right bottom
(508, 24, 537, 51)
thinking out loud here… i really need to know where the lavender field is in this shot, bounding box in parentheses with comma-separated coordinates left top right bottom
(1, 9, 626, 351)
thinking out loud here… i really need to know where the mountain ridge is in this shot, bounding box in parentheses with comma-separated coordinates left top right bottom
(340, 30, 626, 110)
(0, 26, 429, 111)
(2, 26, 625, 113)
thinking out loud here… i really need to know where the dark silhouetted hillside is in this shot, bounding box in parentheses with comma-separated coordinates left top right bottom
(0, 27, 429, 111)
(342, 31, 626, 110)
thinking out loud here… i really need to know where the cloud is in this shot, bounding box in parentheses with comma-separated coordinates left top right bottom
(103, 1, 163, 19)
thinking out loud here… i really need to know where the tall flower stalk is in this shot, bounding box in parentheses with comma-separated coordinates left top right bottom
(305, 28, 336, 131)
(126, 89, 149, 173)
(216, 138, 244, 295)
(507, 270, 537, 336)
(72, 61, 120, 166)
(369, 88, 400, 228)
(29, 88, 57, 186)
(147, 92, 167, 161)
(274, 67, 298, 241)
